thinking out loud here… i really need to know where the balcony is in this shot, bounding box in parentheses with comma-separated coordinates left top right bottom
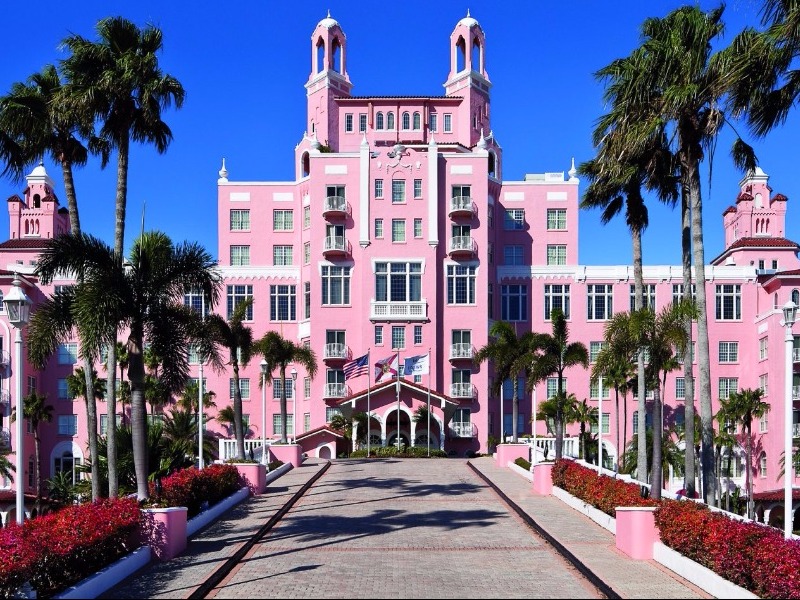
(324, 343, 350, 362)
(449, 343, 474, 361)
(450, 383, 476, 399)
(449, 422, 477, 438)
(324, 383, 349, 398)
(794, 348, 800, 363)
(448, 236, 477, 258)
(0, 428, 9, 449)
(322, 195, 348, 218)
(322, 236, 351, 258)
(449, 195, 476, 218)
(370, 300, 427, 321)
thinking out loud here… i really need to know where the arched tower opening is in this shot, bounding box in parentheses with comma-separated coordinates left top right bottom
(472, 38, 482, 74)
(488, 151, 496, 178)
(456, 36, 466, 72)
(316, 37, 326, 73)
(331, 37, 342, 73)
(301, 152, 310, 178)
(33, 194, 40, 209)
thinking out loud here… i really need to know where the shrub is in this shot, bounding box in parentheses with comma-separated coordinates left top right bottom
(350, 446, 448, 458)
(514, 457, 531, 470)
(0, 498, 140, 598)
(268, 460, 284, 471)
(150, 464, 241, 518)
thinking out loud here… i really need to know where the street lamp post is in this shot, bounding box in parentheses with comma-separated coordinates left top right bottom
(261, 359, 268, 464)
(783, 300, 797, 539)
(5, 273, 31, 526)
(198, 292, 205, 470)
(290, 368, 297, 444)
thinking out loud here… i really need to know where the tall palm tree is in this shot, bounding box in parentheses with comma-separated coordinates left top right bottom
(572, 398, 598, 460)
(536, 392, 580, 458)
(720, 388, 770, 519)
(592, 345, 635, 471)
(66, 366, 105, 497)
(528, 309, 588, 459)
(255, 331, 318, 446)
(597, 6, 757, 506)
(474, 321, 541, 444)
(162, 407, 216, 466)
(178, 379, 216, 418)
(621, 427, 685, 487)
(11, 392, 52, 502)
(61, 17, 185, 497)
(27, 231, 220, 500)
(206, 298, 254, 460)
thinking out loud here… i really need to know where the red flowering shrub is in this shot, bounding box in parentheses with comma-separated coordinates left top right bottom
(551, 459, 658, 516)
(0, 497, 140, 598)
(150, 464, 242, 518)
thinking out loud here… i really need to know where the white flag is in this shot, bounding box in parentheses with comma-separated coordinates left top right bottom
(403, 354, 429, 376)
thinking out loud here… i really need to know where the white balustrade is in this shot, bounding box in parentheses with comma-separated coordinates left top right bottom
(324, 343, 349, 360)
(323, 195, 347, 213)
(450, 343, 474, 360)
(370, 300, 427, 321)
(324, 383, 348, 398)
(217, 439, 270, 462)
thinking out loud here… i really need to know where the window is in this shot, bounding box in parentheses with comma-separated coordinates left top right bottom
(413, 112, 421, 130)
(391, 219, 406, 242)
(227, 285, 253, 320)
(671, 284, 696, 304)
(392, 326, 405, 350)
(544, 284, 571, 320)
(447, 265, 476, 305)
(304, 242, 311, 265)
(773, 260, 779, 270)
(676, 377, 685, 400)
(429, 113, 437, 132)
(270, 285, 296, 321)
(488, 283, 493, 319)
(325, 407, 342, 423)
(100, 414, 122, 435)
(304, 282, 311, 319)
(375, 179, 384, 198)
(375, 325, 384, 345)
(504, 245, 523, 265)
(488, 206, 494, 228)
(759, 410, 768, 433)
(759, 453, 767, 478)
(677, 342, 696, 364)
(793, 289, 800, 305)
(392, 180, 406, 203)
(546, 209, 567, 230)
(273, 414, 294, 435)
(443, 113, 452, 132)
(590, 377, 610, 399)
(629, 284, 656, 311)
(27, 376, 36, 395)
(230, 378, 251, 400)
(359, 113, 367, 132)
(504, 209, 525, 230)
(230, 245, 250, 266)
(376, 262, 422, 303)
(546, 245, 567, 266)
(719, 341, 739, 363)
(591, 413, 611, 435)
(304, 377, 311, 399)
(321, 266, 351, 305)
(375, 218, 384, 238)
(589, 341, 606, 363)
(402, 112, 410, 130)
(273, 245, 293, 266)
(502, 413, 524, 436)
(273, 209, 293, 231)
(546, 378, 567, 399)
(230, 209, 250, 231)
(345, 113, 353, 132)
(58, 415, 78, 436)
(414, 325, 422, 345)
(414, 219, 423, 238)
(57, 379, 72, 400)
(58, 343, 78, 365)
(501, 284, 528, 321)
(759, 374, 768, 397)
(716, 284, 742, 320)
(387, 112, 395, 129)
(376, 112, 384, 130)
(587, 284, 613, 321)
(271, 378, 292, 399)
(183, 289, 205, 315)
(719, 378, 738, 400)
(188, 344, 201, 365)
(414, 179, 422, 198)
(304, 413, 310, 433)
(487, 243, 494, 265)
(760, 337, 768, 360)
(303, 205, 311, 229)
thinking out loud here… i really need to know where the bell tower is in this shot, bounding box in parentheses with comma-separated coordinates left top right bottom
(305, 12, 352, 151)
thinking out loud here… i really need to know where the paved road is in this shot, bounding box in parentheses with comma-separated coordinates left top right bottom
(210, 459, 602, 599)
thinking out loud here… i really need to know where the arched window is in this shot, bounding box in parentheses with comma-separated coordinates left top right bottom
(759, 453, 767, 478)
(316, 38, 325, 73)
(402, 112, 410, 130)
(376, 112, 384, 130)
(488, 151, 496, 178)
(412, 112, 420, 130)
(387, 112, 395, 130)
(775, 293, 779, 309)
(32, 194, 41, 209)
(331, 37, 341, 73)
(55, 449, 80, 485)
(792, 289, 799, 306)
(456, 36, 466, 72)
(472, 38, 481, 73)
(301, 152, 310, 178)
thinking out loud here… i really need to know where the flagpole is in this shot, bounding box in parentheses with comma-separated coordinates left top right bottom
(367, 349, 371, 458)
(427, 347, 431, 458)
(396, 351, 401, 451)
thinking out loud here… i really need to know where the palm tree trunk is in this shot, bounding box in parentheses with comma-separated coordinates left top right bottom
(615, 388, 621, 471)
(34, 430, 41, 502)
(651, 386, 663, 500)
(633, 226, 647, 484)
(84, 389, 99, 501)
(555, 376, 564, 460)
(232, 356, 245, 459)
(127, 331, 148, 500)
(60, 159, 81, 235)
(746, 423, 753, 520)
(681, 186, 697, 498)
(512, 377, 519, 444)
(684, 143, 717, 507)
(280, 366, 288, 444)
(622, 391, 628, 471)
(107, 344, 118, 497)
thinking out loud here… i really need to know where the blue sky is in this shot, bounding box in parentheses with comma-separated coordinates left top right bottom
(1, 0, 798, 265)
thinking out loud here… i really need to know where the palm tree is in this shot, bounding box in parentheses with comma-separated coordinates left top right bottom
(527, 309, 588, 458)
(178, 379, 216, 417)
(598, 6, 757, 506)
(719, 388, 769, 519)
(11, 392, 52, 502)
(255, 331, 318, 446)
(572, 398, 598, 460)
(27, 231, 220, 500)
(162, 407, 216, 466)
(621, 427, 684, 488)
(592, 346, 635, 471)
(536, 392, 580, 458)
(143, 347, 170, 419)
(474, 321, 540, 443)
(215, 406, 236, 436)
(330, 411, 368, 455)
(66, 366, 105, 497)
(206, 298, 254, 460)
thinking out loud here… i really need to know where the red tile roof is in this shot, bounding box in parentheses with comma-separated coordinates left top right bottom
(294, 425, 344, 442)
(753, 488, 800, 502)
(335, 95, 462, 100)
(723, 205, 737, 215)
(736, 192, 753, 203)
(728, 237, 798, 250)
(773, 193, 788, 202)
(0, 238, 49, 249)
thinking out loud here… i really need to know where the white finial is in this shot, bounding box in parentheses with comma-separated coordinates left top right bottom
(327, 9, 331, 18)
(218, 158, 228, 183)
(467, 8, 471, 17)
(429, 134, 437, 146)
(568, 157, 578, 182)
(310, 130, 321, 150)
(477, 128, 487, 150)
(361, 133, 369, 147)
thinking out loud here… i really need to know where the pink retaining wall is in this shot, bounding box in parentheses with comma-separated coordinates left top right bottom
(495, 443, 529, 467)
(140, 507, 188, 561)
(234, 463, 267, 495)
(615, 507, 659, 559)
(270, 444, 304, 468)
(532, 463, 554, 495)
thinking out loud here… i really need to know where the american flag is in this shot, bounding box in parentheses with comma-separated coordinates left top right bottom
(343, 353, 369, 380)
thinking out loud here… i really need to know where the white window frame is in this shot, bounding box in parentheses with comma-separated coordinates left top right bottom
(447, 265, 476, 305)
(273, 245, 293, 266)
(375, 179, 384, 198)
(718, 377, 739, 400)
(273, 209, 294, 231)
(413, 218, 423, 239)
(759, 337, 768, 360)
(500, 284, 527, 321)
(270, 284, 296, 322)
(345, 113, 353, 133)
(629, 284, 657, 311)
(544, 284, 570, 320)
(230, 209, 250, 231)
(375, 218, 384, 238)
(391, 326, 405, 350)
(392, 180, 406, 204)
(227, 285, 254, 320)
(321, 266, 351, 306)
(718, 341, 739, 363)
(391, 219, 406, 243)
(715, 284, 742, 321)
(503, 209, 525, 230)
(546, 208, 566, 230)
(504, 245, 523, 266)
(443, 113, 452, 132)
(587, 284, 613, 321)
(546, 245, 567, 266)
(58, 343, 78, 365)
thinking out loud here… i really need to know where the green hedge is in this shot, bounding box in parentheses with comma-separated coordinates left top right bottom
(350, 446, 448, 458)
(514, 457, 531, 470)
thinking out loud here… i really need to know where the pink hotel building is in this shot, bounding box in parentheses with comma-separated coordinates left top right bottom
(3, 13, 800, 517)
